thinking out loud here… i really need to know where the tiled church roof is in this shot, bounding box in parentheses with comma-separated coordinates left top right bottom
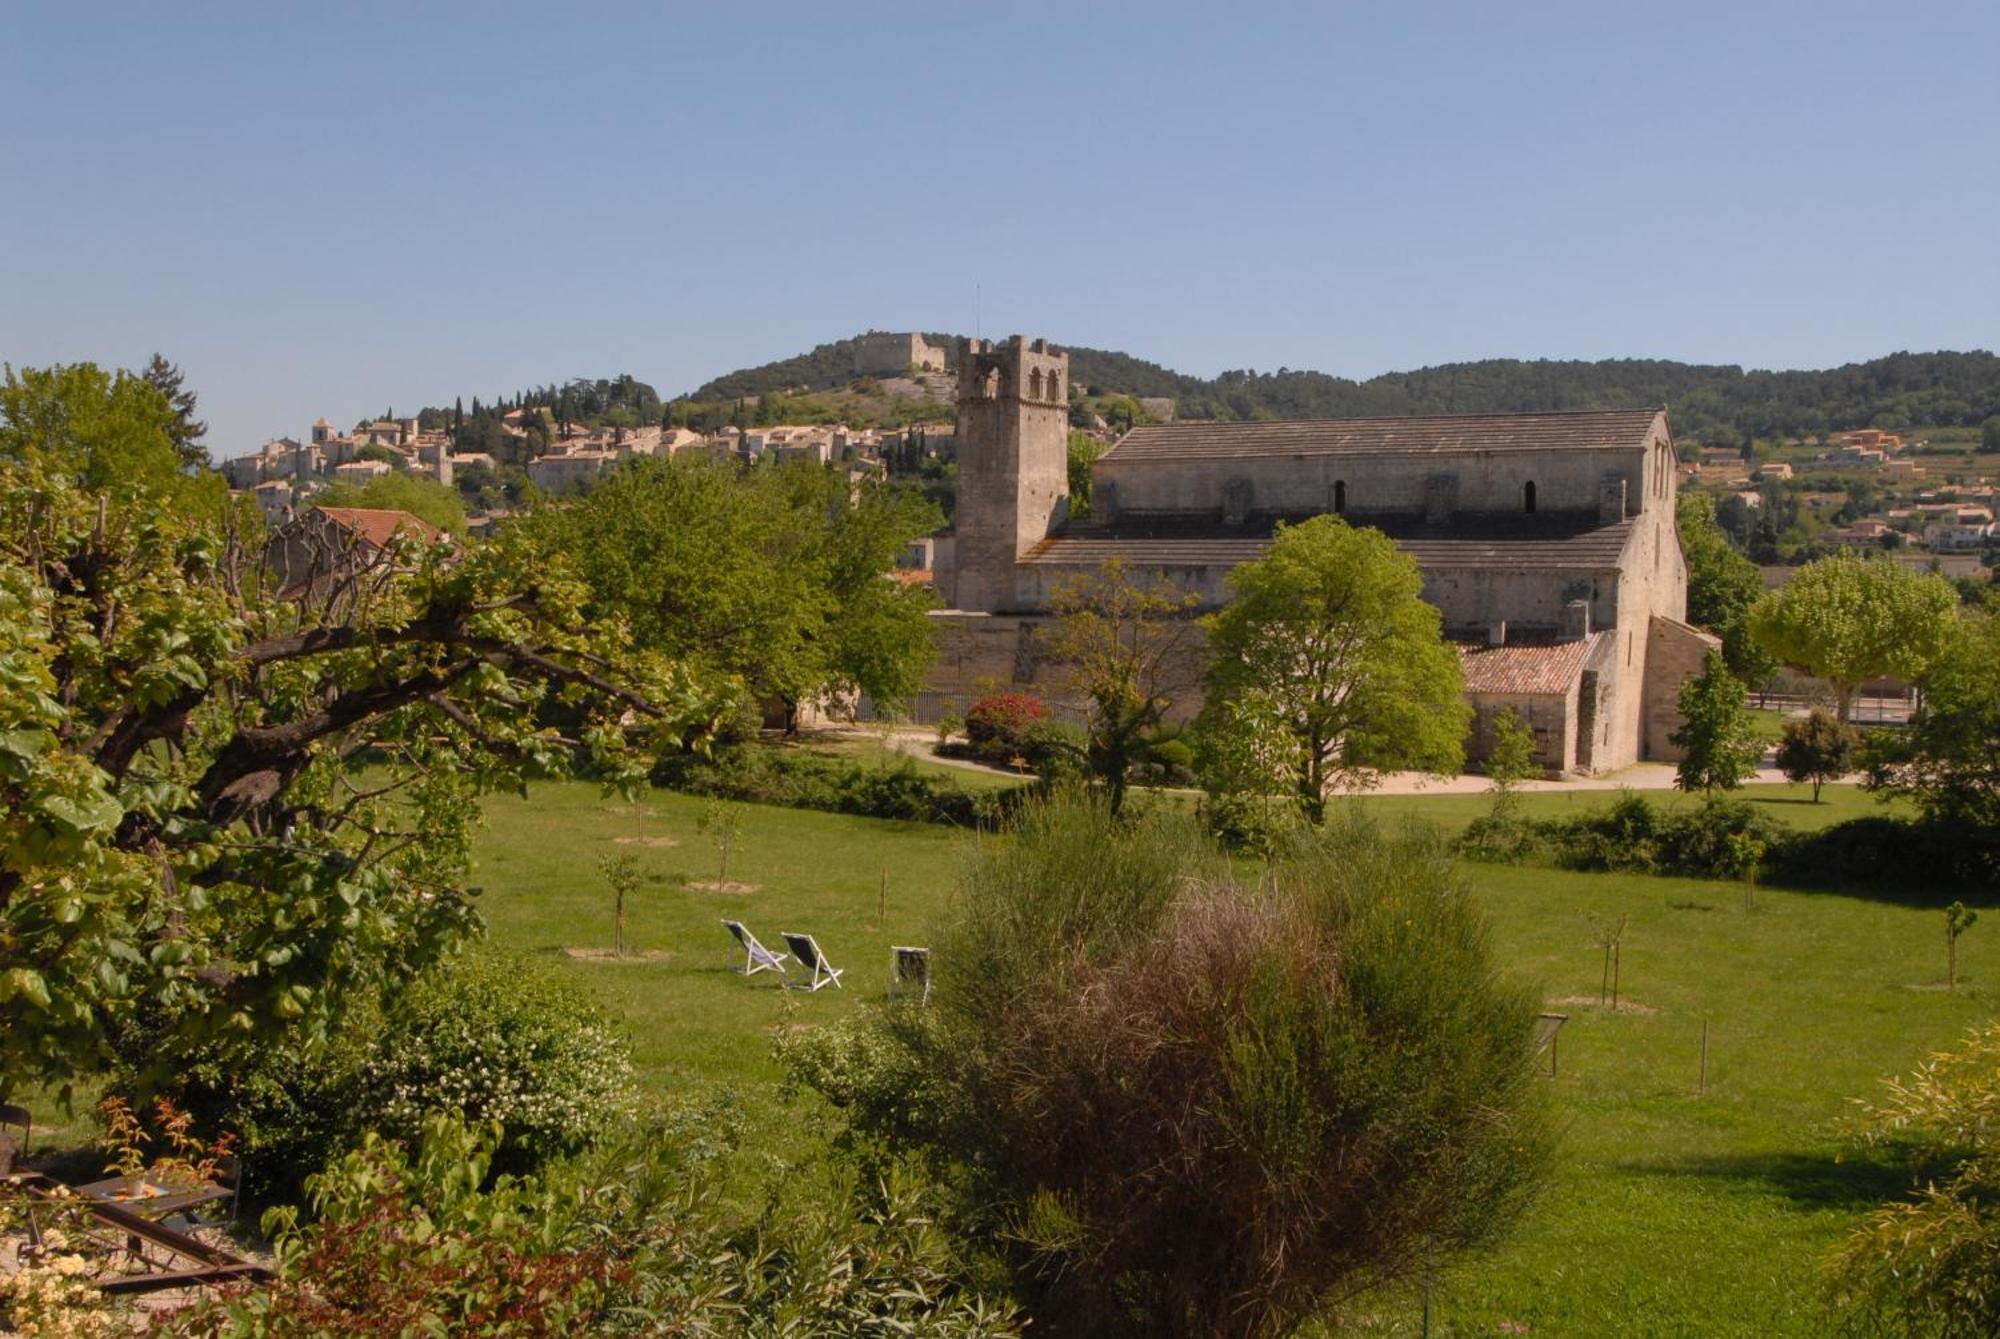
(1101, 408, 1665, 464)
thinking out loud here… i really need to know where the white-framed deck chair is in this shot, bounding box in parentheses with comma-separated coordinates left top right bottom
(1534, 1012, 1569, 1076)
(781, 932, 844, 991)
(722, 920, 789, 979)
(889, 946, 931, 1004)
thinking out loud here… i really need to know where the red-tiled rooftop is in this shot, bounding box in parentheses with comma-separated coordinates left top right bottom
(1101, 408, 1666, 464)
(1457, 634, 1605, 696)
(313, 507, 446, 549)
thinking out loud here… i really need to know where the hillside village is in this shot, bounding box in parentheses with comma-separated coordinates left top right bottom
(224, 331, 2000, 587)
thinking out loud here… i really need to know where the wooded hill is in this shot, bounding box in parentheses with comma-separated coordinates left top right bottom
(693, 335, 2000, 447)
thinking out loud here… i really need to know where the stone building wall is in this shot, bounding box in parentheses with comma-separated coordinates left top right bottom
(1095, 447, 1650, 522)
(1642, 616, 1722, 762)
(1468, 689, 1579, 775)
(853, 332, 947, 379)
(951, 337, 1071, 612)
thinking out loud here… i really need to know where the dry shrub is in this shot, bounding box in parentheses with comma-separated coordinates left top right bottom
(790, 792, 1554, 1338)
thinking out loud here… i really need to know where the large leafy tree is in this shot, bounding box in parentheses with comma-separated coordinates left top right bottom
(1203, 515, 1468, 822)
(2, 361, 226, 513)
(141, 353, 208, 469)
(0, 376, 736, 1094)
(1866, 613, 2000, 836)
(1748, 554, 1960, 721)
(1048, 559, 1202, 814)
(1677, 491, 1775, 687)
(533, 455, 940, 721)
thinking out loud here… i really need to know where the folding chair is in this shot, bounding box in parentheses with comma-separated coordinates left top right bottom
(780, 932, 844, 991)
(889, 946, 932, 1004)
(721, 920, 789, 979)
(1534, 1012, 1569, 1076)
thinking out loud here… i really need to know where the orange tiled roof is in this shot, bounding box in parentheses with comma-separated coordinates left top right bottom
(1458, 634, 1604, 696)
(314, 507, 445, 550)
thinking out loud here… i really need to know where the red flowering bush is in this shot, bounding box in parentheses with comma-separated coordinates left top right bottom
(965, 693, 1047, 759)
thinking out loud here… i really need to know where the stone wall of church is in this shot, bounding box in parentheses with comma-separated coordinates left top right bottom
(1095, 447, 1652, 523)
(1469, 689, 1579, 775)
(1643, 615, 1722, 762)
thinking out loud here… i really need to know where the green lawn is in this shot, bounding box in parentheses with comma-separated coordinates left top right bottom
(463, 777, 1987, 1336)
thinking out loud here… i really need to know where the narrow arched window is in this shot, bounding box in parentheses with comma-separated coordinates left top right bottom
(1333, 480, 1347, 514)
(1046, 369, 1060, 400)
(1029, 368, 1044, 400)
(1524, 480, 1537, 514)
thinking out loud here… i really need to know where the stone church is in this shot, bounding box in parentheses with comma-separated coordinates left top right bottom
(926, 335, 1718, 774)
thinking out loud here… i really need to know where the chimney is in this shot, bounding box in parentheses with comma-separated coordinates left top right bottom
(1487, 620, 1508, 647)
(1599, 473, 1629, 524)
(1560, 600, 1592, 642)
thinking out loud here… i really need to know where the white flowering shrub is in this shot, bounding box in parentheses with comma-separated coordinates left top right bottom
(0, 1188, 127, 1338)
(355, 949, 635, 1172)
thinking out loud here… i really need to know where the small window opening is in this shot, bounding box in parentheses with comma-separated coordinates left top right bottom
(1333, 480, 1347, 514)
(1028, 368, 1043, 399)
(1524, 480, 1537, 514)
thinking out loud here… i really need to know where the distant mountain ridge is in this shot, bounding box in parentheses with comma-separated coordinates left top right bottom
(691, 334, 2000, 446)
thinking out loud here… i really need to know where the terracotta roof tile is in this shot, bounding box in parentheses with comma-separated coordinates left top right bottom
(1458, 634, 1604, 696)
(313, 507, 445, 550)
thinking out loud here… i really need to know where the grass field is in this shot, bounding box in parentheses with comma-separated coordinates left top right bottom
(461, 776, 1987, 1336)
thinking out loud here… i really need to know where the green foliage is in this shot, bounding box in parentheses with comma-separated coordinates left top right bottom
(787, 793, 1554, 1336)
(1980, 415, 2000, 453)
(530, 455, 940, 714)
(140, 353, 208, 469)
(1866, 613, 2000, 839)
(1825, 1023, 2000, 1337)
(0, 386, 738, 1093)
(696, 335, 2000, 445)
(1203, 515, 1469, 821)
(1064, 430, 1103, 518)
(1048, 560, 1202, 812)
(1749, 555, 1961, 720)
(356, 950, 634, 1171)
(1672, 649, 1762, 793)
(1462, 791, 1781, 883)
(315, 470, 468, 536)
(1, 361, 230, 516)
(1678, 491, 1778, 684)
(169, 1106, 1019, 1336)
(1775, 708, 1858, 802)
(1484, 707, 1542, 802)
(653, 745, 1016, 828)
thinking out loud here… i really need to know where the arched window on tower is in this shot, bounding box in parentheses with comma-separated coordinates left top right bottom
(1333, 480, 1347, 514)
(1046, 369, 1060, 400)
(1523, 480, 1537, 514)
(1028, 368, 1044, 400)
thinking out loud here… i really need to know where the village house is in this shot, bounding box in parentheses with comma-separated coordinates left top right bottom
(265, 505, 449, 598)
(923, 336, 1714, 776)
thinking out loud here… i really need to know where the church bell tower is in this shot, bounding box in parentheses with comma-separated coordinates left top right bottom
(951, 335, 1070, 612)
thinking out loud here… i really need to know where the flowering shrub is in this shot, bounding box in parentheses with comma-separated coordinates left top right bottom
(964, 693, 1047, 758)
(355, 950, 634, 1174)
(0, 1186, 126, 1338)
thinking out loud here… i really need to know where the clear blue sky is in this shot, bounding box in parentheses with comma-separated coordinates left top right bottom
(5, 1, 1996, 458)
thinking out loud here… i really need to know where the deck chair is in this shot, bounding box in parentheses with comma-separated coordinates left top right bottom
(781, 932, 844, 991)
(722, 920, 789, 978)
(889, 946, 932, 1004)
(1534, 1012, 1569, 1076)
